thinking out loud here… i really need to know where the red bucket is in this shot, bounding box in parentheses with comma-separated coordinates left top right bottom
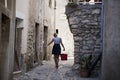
(61, 54, 67, 60)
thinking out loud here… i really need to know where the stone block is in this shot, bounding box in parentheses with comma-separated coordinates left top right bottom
(82, 45, 89, 50)
(97, 16, 101, 22)
(74, 46, 80, 52)
(94, 45, 101, 49)
(82, 41, 86, 45)
(81, 20, 90, 23)
(87, 22, 98, 26)
(71, 25, 78, 28)
(94, 48, 101, 53)
(85, 30, 90, 34)
(69, 17, 79, 25)
(86, 40, 95, 44)
(71, 28, 78, 34)
(78, 33, 85, 37)
(92, 9, 101, 14)
(74, 11, 82, 16)
(74, 37, 79, 41)
(77, 29, 84, 34)
(82, 50, 92, 54)
(96, 39, 101, 44)
(74, 36, 83, 41)
(74, 55, 80, 63)
(80, 15, 87, 18)
(74, 42, 80, 46)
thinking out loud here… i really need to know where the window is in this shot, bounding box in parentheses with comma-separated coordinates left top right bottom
(56, 29, 58, 34)
(94, 0, 102, 2)
(69, 0, 74, 2)
(49, 0, 52, 8)
(78, 0, 102, 2)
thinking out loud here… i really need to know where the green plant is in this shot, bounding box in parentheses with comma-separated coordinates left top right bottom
(67, 2, 78, 8)
(79, 54, 92, 70)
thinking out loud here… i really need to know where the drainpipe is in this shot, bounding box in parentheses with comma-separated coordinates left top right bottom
(101, 0, 104, 54)
(5, 0, 7, 8)
(54, 0, 56, 33)
(101, 0, 104, 79)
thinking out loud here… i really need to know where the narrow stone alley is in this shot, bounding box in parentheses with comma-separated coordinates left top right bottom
(1, 0, 120, 80)
(15, 57, 99, 80)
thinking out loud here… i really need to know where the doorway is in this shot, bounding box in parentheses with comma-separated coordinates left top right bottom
(14, 18, 23, 72)
(43, 26, 48, 60)
(0, 13, 10, 78)
(34, 23, 39, 64)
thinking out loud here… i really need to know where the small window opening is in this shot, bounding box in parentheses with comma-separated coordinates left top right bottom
(56, 29, 58, 34)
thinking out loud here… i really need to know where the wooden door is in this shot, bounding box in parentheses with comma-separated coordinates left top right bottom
(43, 26, 48, 60)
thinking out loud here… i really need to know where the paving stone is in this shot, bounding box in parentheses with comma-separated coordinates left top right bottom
(16, 58, 99, 80)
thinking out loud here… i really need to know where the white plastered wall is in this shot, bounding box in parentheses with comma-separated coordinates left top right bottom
(16, 0, 29, 54)
(56, 0, 74, 59)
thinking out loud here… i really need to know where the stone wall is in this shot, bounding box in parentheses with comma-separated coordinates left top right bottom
(16, 0, 55, 72)
(25, 0, 55, 71)
(25, 0, 46, 70)
(26, 0, 38, 70)
(66, 3, 102, 68)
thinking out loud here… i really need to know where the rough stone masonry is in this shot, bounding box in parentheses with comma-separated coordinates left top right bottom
(65, 3, 102, 69)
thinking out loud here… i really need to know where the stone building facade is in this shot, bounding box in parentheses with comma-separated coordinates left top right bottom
(0, 0, 55, 79)
(15, 0, 55, 73)
(0, 0, 16, 80)
(65, 2, 102, 69)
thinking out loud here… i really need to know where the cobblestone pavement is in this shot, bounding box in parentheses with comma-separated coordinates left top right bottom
(15, 57, 100, 80)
